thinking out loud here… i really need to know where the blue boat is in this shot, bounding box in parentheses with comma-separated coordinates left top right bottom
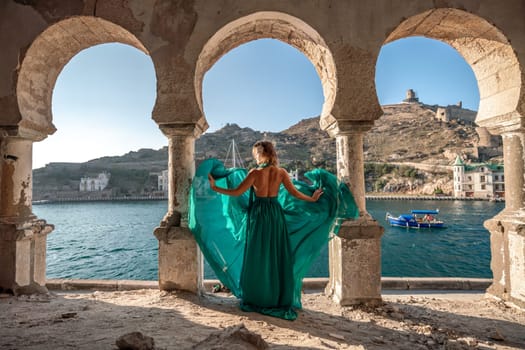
(385, 209, 445, 229)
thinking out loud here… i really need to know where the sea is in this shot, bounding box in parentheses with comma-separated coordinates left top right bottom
(33, 199, 504, 280)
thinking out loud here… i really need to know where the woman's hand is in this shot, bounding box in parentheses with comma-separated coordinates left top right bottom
(311, 188, 324, 202)
(208, 173, 216, 191)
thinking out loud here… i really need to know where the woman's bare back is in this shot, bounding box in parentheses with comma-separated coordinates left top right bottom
(208, 164, 321, 202)
(251, 166, 284, 197)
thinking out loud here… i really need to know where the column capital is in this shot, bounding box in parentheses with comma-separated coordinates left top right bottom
(0, 122, 55, 142)
(0, 218, 54, 241)
(476, 112, 525, 136)
(159, 121, 206, 138)
(336, 217, 384, 240)
(324, 119, 375, 137)
(485, 211, 525, 238)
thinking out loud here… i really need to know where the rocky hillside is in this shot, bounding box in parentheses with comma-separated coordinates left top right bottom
(196, 121, 336, 170)
(367, 103, 480, 164)
(33, 102, 502, 198)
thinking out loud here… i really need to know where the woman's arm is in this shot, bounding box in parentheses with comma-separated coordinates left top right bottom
(208, 170, 255, 196)
(281, 169, 323, 202)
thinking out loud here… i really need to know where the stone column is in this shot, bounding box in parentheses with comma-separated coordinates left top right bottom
(0, 136, 53, 295)
(484, 130, 525, 308)
(154, 125, 201, 293)
(325, 122, 383, 306)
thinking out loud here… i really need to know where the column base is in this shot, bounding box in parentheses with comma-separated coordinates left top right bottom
(154, 218, 201, 293)
(484, 212, 525, 308)
(0, 218, 53, 295)
(326, 217, 384, 306)
(9, 283, 49, 295)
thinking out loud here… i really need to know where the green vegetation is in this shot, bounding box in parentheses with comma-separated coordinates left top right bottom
(373, 179, 388, 192)
(365, 163, 395, 178)
(364, 163, 420, 192)
(395, 165, 418, 178)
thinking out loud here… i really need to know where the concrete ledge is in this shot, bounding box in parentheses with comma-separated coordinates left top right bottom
(381, 277, 492, 290)
(203, 278, 331, 291)
(47, 277, 492, 292)
(46, 279, 158, 291)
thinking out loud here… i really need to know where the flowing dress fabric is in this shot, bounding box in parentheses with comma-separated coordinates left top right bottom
(240, 195, 297, 320)
(188, 159, 359, 319)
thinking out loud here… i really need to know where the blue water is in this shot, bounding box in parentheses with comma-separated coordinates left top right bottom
(33, 199, 503, 280)
(35, 201, 162, 280)
(311, 199, 503, 278)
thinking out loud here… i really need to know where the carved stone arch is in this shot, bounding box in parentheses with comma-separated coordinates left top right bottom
(384, 8, 525, 308)
(16, 16, 150, 140)
(194, 11, 336, 130)
(383, 8, 522, 132)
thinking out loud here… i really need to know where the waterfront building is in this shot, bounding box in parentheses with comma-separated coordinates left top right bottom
(453, 156, 504, 199)
(79, 172, 110, 192)
(158, 170, 169, 192)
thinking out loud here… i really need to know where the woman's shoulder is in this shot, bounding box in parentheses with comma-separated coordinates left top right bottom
(274, 166, 288, 176)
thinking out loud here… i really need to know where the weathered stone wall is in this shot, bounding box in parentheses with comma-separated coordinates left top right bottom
(436, 107, 451, 122)
(2, 1, 524, 134)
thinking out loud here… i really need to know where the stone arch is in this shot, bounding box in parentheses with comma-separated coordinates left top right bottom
(382, 8, 525, 308)
(16, 16, 150, 139)
(194, 11, 336, 129)
(383, 8, 521, 129)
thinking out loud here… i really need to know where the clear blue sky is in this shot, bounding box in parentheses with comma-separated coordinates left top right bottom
(33, 36, 479, 169)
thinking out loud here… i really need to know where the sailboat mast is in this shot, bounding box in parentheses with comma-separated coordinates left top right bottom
(232, 139, 236, 168)
(223, 139, 244, 168)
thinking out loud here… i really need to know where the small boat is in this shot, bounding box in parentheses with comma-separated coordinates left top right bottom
(385, 209, 445, 229)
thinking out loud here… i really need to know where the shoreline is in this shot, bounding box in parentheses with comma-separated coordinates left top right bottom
(366, 194, 505, 201)
(32, 195, 168, 205)
(33, 194, 504, 205)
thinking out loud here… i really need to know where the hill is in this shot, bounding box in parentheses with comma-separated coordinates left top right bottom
(32, 102, 502, 200)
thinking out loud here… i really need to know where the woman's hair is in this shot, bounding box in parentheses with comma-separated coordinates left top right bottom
(253, 140, 279, 166)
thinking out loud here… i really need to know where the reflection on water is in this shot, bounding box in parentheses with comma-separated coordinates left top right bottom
(34, 199, 503, 280)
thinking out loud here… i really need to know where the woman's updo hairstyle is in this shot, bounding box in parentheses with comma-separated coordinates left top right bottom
(253, 140, 279, 166)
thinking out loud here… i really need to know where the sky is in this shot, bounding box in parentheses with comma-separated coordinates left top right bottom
(33, 36, 479, 169)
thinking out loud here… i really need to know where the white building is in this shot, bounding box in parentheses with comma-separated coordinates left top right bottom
(453, 156, 505, 199)
(79, 172, 110, 192)
(288, 169, 299, 181)
(158, 169, 169, 192)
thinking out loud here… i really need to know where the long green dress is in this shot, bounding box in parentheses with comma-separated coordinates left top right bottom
(188, 159, 358, 320)
(240, 191, 297, 319)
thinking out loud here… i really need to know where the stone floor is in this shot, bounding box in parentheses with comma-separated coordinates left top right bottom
(1, 288, 524, 349)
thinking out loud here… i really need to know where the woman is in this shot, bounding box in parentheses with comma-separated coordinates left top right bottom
(189, 141, 358, 320)
(208, 141, 322, 319)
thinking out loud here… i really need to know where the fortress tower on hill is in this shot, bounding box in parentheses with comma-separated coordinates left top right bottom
(403, 89, 419, 103)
